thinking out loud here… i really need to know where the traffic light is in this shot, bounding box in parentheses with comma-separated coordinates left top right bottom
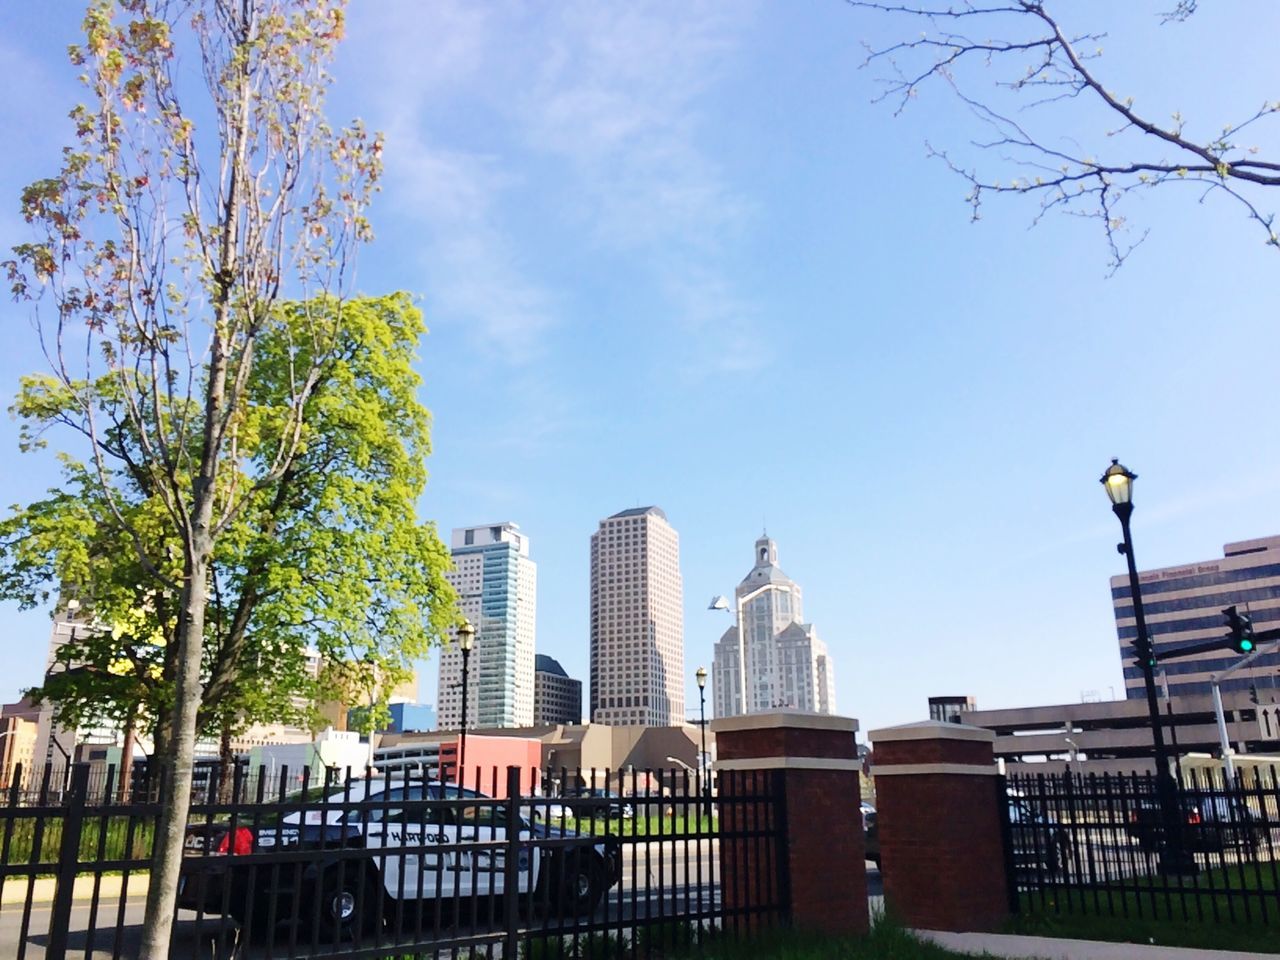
(1250, 683, 1260, 705)
(1131, 637, 1157, 670)
(1223, 605, 1256, 655)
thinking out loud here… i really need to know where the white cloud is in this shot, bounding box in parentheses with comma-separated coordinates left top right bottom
(387, 141, 556, 363)
(525, 2, 750, 250)
(520, 2, 766, 371)
(343, 1, 766, 373)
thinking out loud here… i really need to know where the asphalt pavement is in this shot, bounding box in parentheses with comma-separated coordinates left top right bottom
(1, 852, 884, 959)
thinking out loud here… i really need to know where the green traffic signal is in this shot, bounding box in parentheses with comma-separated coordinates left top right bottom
(1223, 605, 1256, 655)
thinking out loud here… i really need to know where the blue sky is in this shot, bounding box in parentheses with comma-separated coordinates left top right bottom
(2, 2, 1279, 734)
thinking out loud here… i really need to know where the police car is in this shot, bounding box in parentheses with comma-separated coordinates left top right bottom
(179, 775, 621, 940)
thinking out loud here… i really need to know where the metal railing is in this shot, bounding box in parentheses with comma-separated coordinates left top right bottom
(0, 761, 786, 959)
(1003, 764, 1280, 926)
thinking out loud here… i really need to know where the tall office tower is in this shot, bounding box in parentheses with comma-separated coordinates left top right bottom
(712, 535, 836, 718)
(1112, 534, 1280, 700)
(589, 507, 685, 726)
(438, 523, 537, 730)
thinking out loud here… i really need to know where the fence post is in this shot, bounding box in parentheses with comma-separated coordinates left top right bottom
(870, 721, 1008, 933)
(504, 765, 522, 960)
(711, 711, 867, 937)
(996, 773, 1019, 917)
(46, 763, 90, 960)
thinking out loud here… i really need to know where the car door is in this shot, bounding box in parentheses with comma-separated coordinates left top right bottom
(346, 786, 435, 900)
(452, 799, 540, 896)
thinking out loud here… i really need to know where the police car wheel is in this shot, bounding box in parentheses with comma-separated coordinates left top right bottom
(559, 855, 603, 916)
(316, 869, 379, 942)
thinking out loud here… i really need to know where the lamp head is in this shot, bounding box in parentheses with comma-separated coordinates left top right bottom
(1100, 458, 1136, 506)
(708, 595, 729, 611)
(695, 666, 707, 689)
(458, 619, 476, 652)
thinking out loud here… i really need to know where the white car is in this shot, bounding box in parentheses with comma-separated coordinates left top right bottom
(180, 776, 620, 941)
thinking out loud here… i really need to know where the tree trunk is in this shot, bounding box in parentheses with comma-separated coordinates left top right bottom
(139, 553, 212, 960)
(138, 4, 250, 952)
(117, 712, 135, 804)
(218, 722, 235, 803)
(149, 711, 169, 798)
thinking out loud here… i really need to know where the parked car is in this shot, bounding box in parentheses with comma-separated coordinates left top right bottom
(860, 801, 879, 867)
(860, 795, 1063, 874)
(562, 787, 634, 819)
(1006, 796, 1070, 876)
(178, 775, 621, 940)
(1126, 794, 1267, 854)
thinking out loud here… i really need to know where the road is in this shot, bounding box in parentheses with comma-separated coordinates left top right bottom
(0, 848, 884, 959)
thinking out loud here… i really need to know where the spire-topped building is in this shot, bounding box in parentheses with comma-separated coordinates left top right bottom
(712, 535, 836, 718)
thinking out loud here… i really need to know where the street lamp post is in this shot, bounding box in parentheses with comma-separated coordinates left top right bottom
(695, 666, 709, 818)
(457, 620, 475, 786)
(710, 583, 793, 714)
(1101, 459, 1186, 872)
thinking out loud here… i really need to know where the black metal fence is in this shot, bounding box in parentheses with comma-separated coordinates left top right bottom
(2, 760, 235, 808)
(0, 761, 786, 959)
(1003, 765, 1280, 926)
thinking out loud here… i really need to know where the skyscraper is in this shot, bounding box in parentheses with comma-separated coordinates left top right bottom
(712, 535, 836, 718)
(589, 507, 685, 726)
(438, 523, 536, 730)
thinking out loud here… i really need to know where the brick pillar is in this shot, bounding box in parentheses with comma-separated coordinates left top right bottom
(712, 712, 868, 937)
(870, 721, 1009, 932)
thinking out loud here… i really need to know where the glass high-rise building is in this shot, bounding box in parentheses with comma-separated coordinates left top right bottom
(1112, 535, 1280, 699)
(589, 507, 685, 726)
(712, 535, 836, 718)
(438, 523, 536, 730)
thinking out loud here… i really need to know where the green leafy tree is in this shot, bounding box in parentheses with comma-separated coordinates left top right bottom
(1, 2, 399, 954)
(0, 293, 455, 760)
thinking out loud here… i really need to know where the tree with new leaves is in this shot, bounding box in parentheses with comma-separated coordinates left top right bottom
(0, 293, 456, 764)
(848, 1, 1280, 271)
(3, 2, 409, 954)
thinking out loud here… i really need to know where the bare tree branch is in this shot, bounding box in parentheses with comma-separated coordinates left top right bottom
(850, 0, 1280, 269)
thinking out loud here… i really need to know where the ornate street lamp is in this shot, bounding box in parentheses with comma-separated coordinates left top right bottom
(695, 666, 709, 817)
(1101, 459, 1187, 872)
(458, 619, 475, 785)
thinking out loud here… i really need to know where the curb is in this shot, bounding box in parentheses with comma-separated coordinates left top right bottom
(1, 874, 149, 906)
(915, 929, 1278, 960)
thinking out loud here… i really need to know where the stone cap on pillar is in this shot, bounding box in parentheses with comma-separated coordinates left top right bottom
(712, 712, 861, 771)
(711, 711, 859, 734)
(869, 720, 997, 776)
(869, 720, 994, 743)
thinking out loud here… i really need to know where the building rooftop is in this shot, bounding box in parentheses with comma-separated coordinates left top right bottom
(534, 654, 571, 678)
(608, 506, 667, 521)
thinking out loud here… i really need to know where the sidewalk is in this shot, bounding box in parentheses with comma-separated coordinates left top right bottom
(0, 874, 148, 905)
(917, 930, 1278, 960)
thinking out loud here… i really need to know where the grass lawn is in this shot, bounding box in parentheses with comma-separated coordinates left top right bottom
(1012, 866, 1280, 955)
(522, 917, 1011, 960)
(2, 814, 153, 868)
(547, 814, 718, 838)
